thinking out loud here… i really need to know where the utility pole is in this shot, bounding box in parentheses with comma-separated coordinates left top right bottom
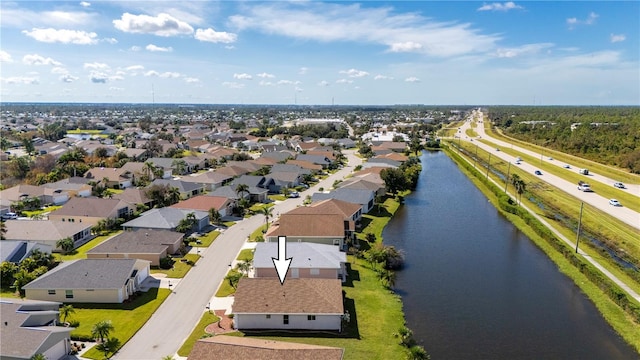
(575, 202, 584, 253)
(473, 144, 478, 168)
(504, 162, 511, 193)
(486, 153, 492, 179)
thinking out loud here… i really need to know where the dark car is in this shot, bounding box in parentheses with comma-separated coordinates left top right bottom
(534, 170, 542, 175)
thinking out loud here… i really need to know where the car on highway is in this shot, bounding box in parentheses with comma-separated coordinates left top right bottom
(496, 148, 500, 152)
(534, 170, 542, 175)
(515, 160, 521, 165)
(613, 182, 626, 189)
(609, 199, 621, 207)
(563, 164, 571, 169)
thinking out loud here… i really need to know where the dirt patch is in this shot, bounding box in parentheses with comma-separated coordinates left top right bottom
(204, 310, 234, 334)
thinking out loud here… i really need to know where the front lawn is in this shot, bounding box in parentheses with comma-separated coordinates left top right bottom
(177, 311, 221, 356)
(22, 205, 62, 218)
(151, 254, 200, 278)
(268, 194, 286, 201)
(249, 224, 268, 241)
(70, 288, 171, 359)
(59, 230, 123, 261)
(236, 249, 254, 262)
(215, 269, 242, 297)
(189, 230, 220, 247)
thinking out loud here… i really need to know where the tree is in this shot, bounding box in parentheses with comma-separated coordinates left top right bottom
(378, 269, 396, 289)
(94, 147, 109, 159)
(96, 337, 121, 359)
(0, 220, 6, 240)
(22, 137, 36, 156)
(259, 206, 273, 231)
(13, 268, 38, 297)
(59, 304, 75, 324)
(380, 168, 408, 196)
(235, 183, 250, 200)
(56, 238, 75, 254)
(236, 260, 252, 276)
(225, 271, 243, 289)
(171, 159, 188, 175)
(208, 208, 222, 226)
(1, 261, 18, 289)
(143, 161, 157, 181)
(511, 174, 526, 205)
(30, 354, 47, 360)
(92, 320, 115, 343)
(166, 186, 181, 206)
(176, 212, 197, 233)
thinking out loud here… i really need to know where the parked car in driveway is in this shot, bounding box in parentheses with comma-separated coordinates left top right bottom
(609, 199, 621, 207)
(534, 170, 542, 175)
(1, 212, 18, 220)
(288, 191, 300, 198)
(613, 182, 626, 189)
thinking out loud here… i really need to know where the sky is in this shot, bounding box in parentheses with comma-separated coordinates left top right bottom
(0, 1, 638, 105)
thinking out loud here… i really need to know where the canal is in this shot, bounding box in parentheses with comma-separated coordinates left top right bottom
(383, 151, 637, 359)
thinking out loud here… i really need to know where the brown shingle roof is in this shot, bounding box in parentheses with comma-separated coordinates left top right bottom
(233, 278, 343, 314)
(49, 197, 128, 218)
(170, 195, 231, 212)
(286, 159, 323, 171)
(288, 199, 360, 219)
(265, 214, 344, 238)
(188, 335, 344, 360)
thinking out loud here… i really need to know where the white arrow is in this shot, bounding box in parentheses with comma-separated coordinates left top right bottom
(272, 235, 292, 285)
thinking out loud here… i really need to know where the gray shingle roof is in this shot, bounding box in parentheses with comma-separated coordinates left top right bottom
(22, 259, 138, 290)
(253, 242, 346, 269)
(87, 229, 182, 254)
(121, 208, 208, 229)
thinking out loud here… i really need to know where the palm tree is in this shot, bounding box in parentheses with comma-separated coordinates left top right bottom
(0, 220, 6, 240)
(235, 183, 250, 201)
(208, 208, 222, 226)
(236, 260, 252, 276)
(96, 337, 121, 359)
(56, 238, 75, 254)
(166, 186, 181, 206)
(91, 320, 115, 343)
(59, 304, 75, 324)
(259, 206, 274, 231)
(171, 159, 188, 175)
(29, 354, 46, 360)
(143, 161, 157, 181)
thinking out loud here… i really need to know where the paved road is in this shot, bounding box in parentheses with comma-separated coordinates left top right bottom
(457, 114, 640, 230)
(115, 150, 362, 360)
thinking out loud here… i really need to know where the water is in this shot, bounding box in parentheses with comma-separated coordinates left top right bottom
(383, 151, 637, 359)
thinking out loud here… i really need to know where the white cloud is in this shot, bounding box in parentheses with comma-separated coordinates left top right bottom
(146, 44, 173, 52)
(567, 12, 599, 28)
(126, 65, 145, 71)
(0, 8, 97, 28)
(374, 75, 393, 80)
(317, 80, 330, 86)
(228, 2, 501, 57)
(130, 46, 142, 52)
(184, 77, 200, 83)
(109, 86, 124, 91)
(336, 79, 353, 84)
(405, 77, 420, 82)
(22, 28, 98, 45)
(113, 13, 194, 37)
(60, 74, 79, 83)
(257, 72, 275, 78)
(298, 67, 308, 75)
(277, 80, 299, 85)
(233, 73, 253, 80)
(103, 38, 118, 44)
(0, 51, 13, 63)
(222, 81, 244, 89)
(89, 71, 108, 83)
(477, 2, 523, 12)
(194, 28, 237, 43)
(259, 80, 274, 86)
(340, 69, 369, 78)
(51, 67, 68, 74)
(494, 43, 554, 58)
(84, 62, 110, 70)
(144, 70, 181, 78)
(610, 34, 626, 43)
(2, 76, 39, 85)
(389, 41, 423, 53)
(80, 2, 91, 7)
(23, 54, 62, 66)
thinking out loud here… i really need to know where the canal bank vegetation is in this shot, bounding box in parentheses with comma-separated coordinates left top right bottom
(444, 145, 640, 353)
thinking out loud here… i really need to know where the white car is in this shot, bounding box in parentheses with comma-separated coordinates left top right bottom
(613, 182, 626, 189)
(563, 164, 571, 169)
(609, 199, 621, 207)
(1, 212, 18, 220)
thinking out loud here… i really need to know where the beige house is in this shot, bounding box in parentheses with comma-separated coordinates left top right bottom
(86, 229, 183, 266)
(48, 197, 133, 227)
(3, 220, 93, 250)
(23, 258, 150, 303)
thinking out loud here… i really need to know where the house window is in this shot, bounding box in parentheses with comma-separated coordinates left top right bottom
(65, 290, 73, 299)
(333, 239, 341, 246)
(48, 290, 56, 295)
(307, 315, 316, 321)
(265, 314, 271, 319)
(310, 268, 320, 276)
(283, 315, 289, 325)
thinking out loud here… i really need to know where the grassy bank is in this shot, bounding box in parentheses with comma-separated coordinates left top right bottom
(177, 311, 221, 356)
(444, 144, 640, 353)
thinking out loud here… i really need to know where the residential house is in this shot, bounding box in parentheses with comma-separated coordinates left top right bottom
(229, 175, 270, 202)
(147, 157, 193, 176)
(253, 242, 347, 282)
(42, 177, 92, 198)
(86, 229, 183, 266)
(338, 177, 386, 198)
(3, 220, 93, 250)
(295, 154, 332, 169)
(232, 278, 343, 331)
(374, 152, 408, 162)
(363, 157, 401, 169)
(48, 197, 133, 227)
(265, 213, 348, 248)
(0, 184, 70, 207)
(150, 179, 205, 199)
(312, 187, 376, 214)
(370, 141, 407, 154)
(0, 300, 73, 360)
(188, 336, 344, 360)
(208, 185, 246, 201)
(285, 159, 323, 173)
(111, 188, 154, 209)
(216, 165, 251, 178)
(0, 241, 53, 264)
(171, 195, 235, 218)
(265, 171, 304, 193)
(259, 150, 295, 163)
(83, 166, 136, 189)
(292, 198, 362, 224)
(23, 258, 150, 303)
(179, 171, 233, 192)
(121, 208, 209, 232)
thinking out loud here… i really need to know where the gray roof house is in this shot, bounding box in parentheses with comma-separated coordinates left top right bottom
(3, 219, 93, 250)
(22, 258, 150, 303)
(253, 242, 347, 282)
(86, 229, 183, 266)
(312, 187, 376, 214)
(0, 299, 73, 360)
(0, 241, 53, 264)
(229, 175, 270, 202)
(151, 179, 205, 199)
(295, 154, 332, 168)
(179, 171, 233, 191)
(122, 208, 209, 232)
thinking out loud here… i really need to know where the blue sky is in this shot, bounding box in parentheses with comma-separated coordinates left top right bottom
(1, 1, 638, 105)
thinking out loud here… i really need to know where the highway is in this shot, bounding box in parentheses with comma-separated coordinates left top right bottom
(114, 150, 362, 359)
(457, 112, 639, 230)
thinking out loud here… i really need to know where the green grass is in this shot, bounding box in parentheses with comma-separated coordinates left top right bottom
(249, 203, 275, 213)
(446, 147, 640, 353)
(269, 194, 287, 201)
(105, 188, 124, 196)
(0, 289, 20, 298)
(67, 129, 104, 134)
(59, 230, 123, 261)
(151, 254, 200, 278)
(236, 249, 254, 262)
(70, 288, 171, 359)
(249, 224, 268, 241)
(223, 221, 236, 228)
(189, 230, 220, 247)
(22, 205, 62, 218)
(215, 269, 242, 297)
(356, 197, 401, 244)
(177, 311, 221, 356)
(487, 125, 640, 184)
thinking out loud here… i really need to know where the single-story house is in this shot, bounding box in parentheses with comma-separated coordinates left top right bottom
(121, 208, 209, 232)
(86, 229, 183, 266)
(111, 188, 154, 209)
(179, 171, 233, 191)
(188, 335, 344, 360)
(151, 179, 205, 199)
(48, 197, 133, 227)
(232, 278, 344, 331)
(253, 242, 347, 282)
(0, 241, 53, 264)
(0, 184, 69, 206)
(265, 213, 349, 249)
(229, 175, 270, 202)
(23, 258, 150, 303)
(42, 177, 92, 198)
(312, 187, 376, 214)
(3, 220, 93, 250)
(290, 198, 362, 224)
(0, 300, 73, 360)
(170, 195, 235, 218)
(83, 166, 136, 189)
